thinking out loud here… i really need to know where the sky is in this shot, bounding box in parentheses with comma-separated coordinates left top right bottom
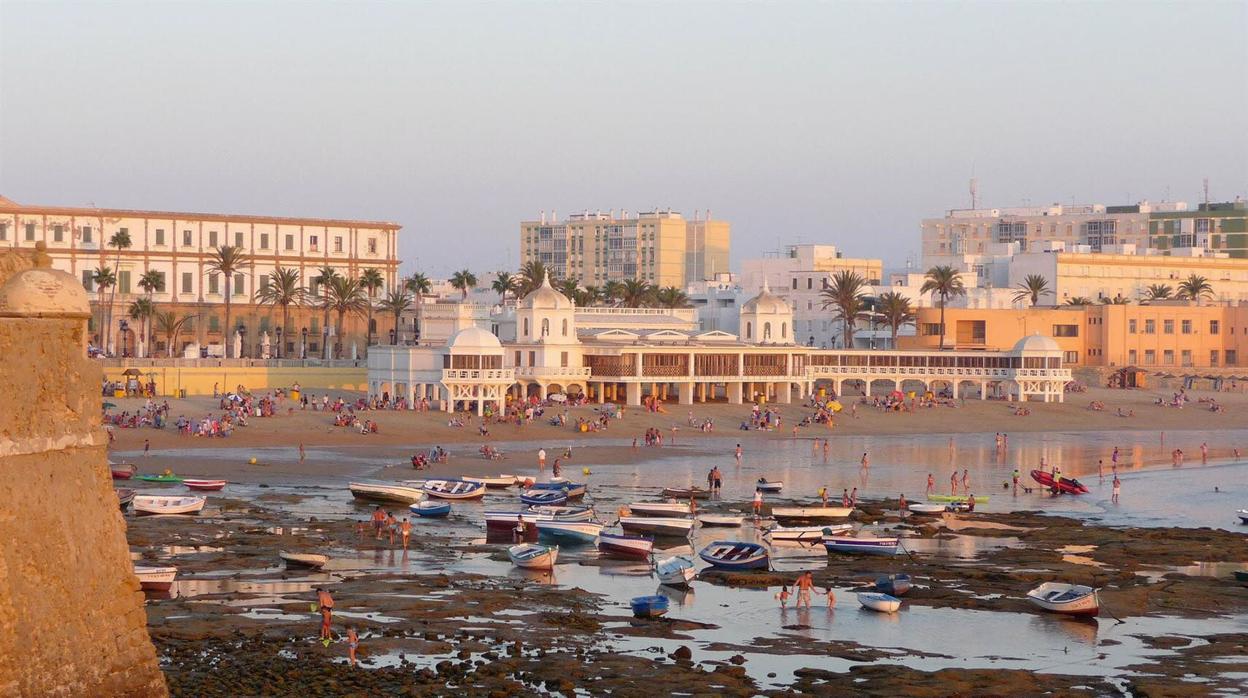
(2, 1, 1246, 279)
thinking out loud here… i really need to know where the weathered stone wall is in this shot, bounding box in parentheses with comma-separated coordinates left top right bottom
(0, 248, 166, 696)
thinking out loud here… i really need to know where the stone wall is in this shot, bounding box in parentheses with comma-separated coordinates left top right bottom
(0, 247, 166, 696)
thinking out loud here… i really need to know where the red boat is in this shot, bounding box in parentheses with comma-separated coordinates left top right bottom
(183, 479, 227, 492)
(110, 463, 137, 480)
(1030, 470, 1089, 495)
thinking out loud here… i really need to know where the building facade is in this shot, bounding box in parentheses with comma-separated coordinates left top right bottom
(0, 195, 401, 358)
(519, 209, 729, 287)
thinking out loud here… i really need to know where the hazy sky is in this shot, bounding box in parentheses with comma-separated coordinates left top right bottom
(2, 1, 1246, 278)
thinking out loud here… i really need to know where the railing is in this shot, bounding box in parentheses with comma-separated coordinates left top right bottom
(514, 366, 592, 378)
(442, 368, 514, 381)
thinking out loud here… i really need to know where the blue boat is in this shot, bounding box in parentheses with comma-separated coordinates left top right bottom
(521, 489, 569, 506)
(530, 480, 587, 498)
(410, 500, 451, 517)
(698, 540, 770, 570)
(630, 594, 670, 618)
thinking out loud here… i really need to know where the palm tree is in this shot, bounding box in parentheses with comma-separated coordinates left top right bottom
(204, 245, 252, 358)
(919, 265, 965, 350)
(1065, 297, 1093, 306)
(876, 291, 915, 348)
(315, 266, 340, 359)
(1176, 274, 1214, 303)
(619, 279, 653, 308)
(1142, 284, 1173, 302)
(557, 277, 580, 299)
(602, 280, 625, 306)
(654, 286, 691, 309)
(254, 267, 306, 359)
(1011, 274, 1050, 306)
(153, 311, 194, 358)
(322, 276, 368, 358)
(820, 270, 869, 348)
(359, 268, 385, 349)
(517, 261, 548, 297)
(90, 266, 116, 348)
(449, 269, 478, 300)
(104, 229, 132, 353)
(405, 272, 432, 342)
(491, 271, 518, 302)
(377, 288, 413, 345)
(127, 297, 156, 357)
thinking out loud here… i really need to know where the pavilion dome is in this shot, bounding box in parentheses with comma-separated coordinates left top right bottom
(520, 272, 572, 310)
(741, 279, 789, 315)
(446, 326, 502, 353)
(1012, 334, 1061, 353)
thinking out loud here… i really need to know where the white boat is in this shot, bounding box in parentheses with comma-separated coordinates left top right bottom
(134, 565, 177, 591)
(534, 519, 603, 543)
(1026, 582, 1100, 616)
(132, 495, 205, 516)
(620, 516, 695, 537)
(348, 481, 425, 504)
(279, 551, 329, 569)
(422, 479, 487, 500)
(857, 592, 902, 613)
(462, 475, 518, 488)
(508, 543, 559, 570)
(763, 523, 852, 542)
(908, 503, 948, 515)
(655, 555, 697, 588)
(772, 506, 854, 520)
(627, 501, 692, 517)
(699, 514, 744, 527)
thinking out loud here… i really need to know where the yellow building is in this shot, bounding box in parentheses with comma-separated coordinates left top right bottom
(902, 303, 1248, 370)
(519, 209, 729, 287)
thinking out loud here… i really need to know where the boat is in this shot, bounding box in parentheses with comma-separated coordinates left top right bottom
(1030, 470, 1089, 495)
(620, 516, 694, 538)
(627, 501, 692, 517)
(1026, 582, 1100, 616)
(772, 506, 854, 521)
(110, 462, 136, 480)
(135, 473, 184, 483)
(926, 494, 991, 503)
(279, 551, 329, 569)
(763, 523, 852, 542)
(661, 486, 711, 500)
(655, 556, 697, 588)
(183, 479, 227, 491)
(521, 489, 569, 506)
(875, 573, 912, 597)
(508, 543, 559, 570)
(1236, 509, 1248, 525)
(132, 495, 206, 516)
(349, 481, 425, 504)
(698, 540, 769, 570)
(699, 514, 744, 527)
(597, 532, 655, 560)
(134, 566, 177, 592)
(422, 479, 487, 500)
(535, 519, 603, 543)
(755, 478, 783, 492)
(530, 480, 587, 498)
(857, 592, 902, 613)
(410, 500, 452, 517)
(630, 594, 670, 618)
(908, 503, 948, 515)
(116, 488, 135, 511)
(823, 533, 901, 556)
(462, 475, 518, 488)
(484, 506, 593, 529)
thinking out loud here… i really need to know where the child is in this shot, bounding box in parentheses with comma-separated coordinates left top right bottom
(775, 584, 790, 608)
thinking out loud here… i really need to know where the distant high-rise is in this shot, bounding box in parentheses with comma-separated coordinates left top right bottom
(519, 209, 729, 288)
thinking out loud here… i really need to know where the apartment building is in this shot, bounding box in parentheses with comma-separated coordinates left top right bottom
(519, 209, 729, 288)
(0, 195, 401, 358)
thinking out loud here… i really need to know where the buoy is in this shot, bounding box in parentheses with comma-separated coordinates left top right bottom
(249, 457, 258, 465)
(582, 467, 591, 476)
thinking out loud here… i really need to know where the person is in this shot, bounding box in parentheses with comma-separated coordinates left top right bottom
(317, 588, 335, 642)
(735, 444, 743, 463)
(400, 517, 412, 550)
(926, 473, 935, 496)
(538, 448, 547, 469)
(752, 489, 763, 518)
(143, 439, 150, 457)
(795, 571, 814, 608)
(775, 584, 790, 608)
(898, 493, 907, 512)
(347, 626, 359, 667)
(950, 469, 959, 496)
(1112, 474, 1121, 503)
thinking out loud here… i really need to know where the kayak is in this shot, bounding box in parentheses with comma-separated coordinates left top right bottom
(1030, 470, 1089, 495)
(927, 494, 988, 503)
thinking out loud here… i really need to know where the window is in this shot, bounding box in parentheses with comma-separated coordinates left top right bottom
(234, 232, 243, 247)
(260, 233, 270, 249)
(334, 236, 343, 253)
(1144, 319, 1156, 334)
(182, 272, 193, 294)
(81, 270, 94, 292)
(81, 225, 91, 243)
(53, 224, 64, 242)
(1227, 350, 1238, 366)
(1128, 319, 1137, 334)
(1181, 319, 1192, 334)
(1052, 324, 1079, 337)
(183, 230, 193, 246)
(208, 274, 219, 295)
(1163, 349, 1174, 365)
(309, 235, 319, 251)
(154, 228, 165, 245)
(1144, 349, 1156, 364)
(1064, 351, 1079, 364)
(1181, 350, 1192, 366)
(1128, 349, 1137, 365)
(208, 231, 218, 247)
(368, 238, 377, 254)
(25, 222, 35, 241)
(1210, 350, 1220, 367)
(1163, 319, 1174, 334)
(1210, 320, 1220, 335)
(285, 234, 294, 251)
(233, 273, 246, 296)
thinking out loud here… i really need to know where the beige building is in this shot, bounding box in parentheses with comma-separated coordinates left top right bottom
(519, 209, 729, 288)
(0, 195, 401, 358)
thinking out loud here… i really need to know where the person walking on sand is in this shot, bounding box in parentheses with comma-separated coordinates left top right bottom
(400, 517, 412, 550)
(752, 489, 763, 518)
(347, 626, 359, 667)
(538, 448, 546, 469)
(1112, 474, 1121, 503)
(926, 473, 935, 496)
(317, 588, 335, 642)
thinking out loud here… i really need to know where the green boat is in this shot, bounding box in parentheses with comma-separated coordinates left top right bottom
(135, 474, 184, 483)
(927, 494, 989, 503)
